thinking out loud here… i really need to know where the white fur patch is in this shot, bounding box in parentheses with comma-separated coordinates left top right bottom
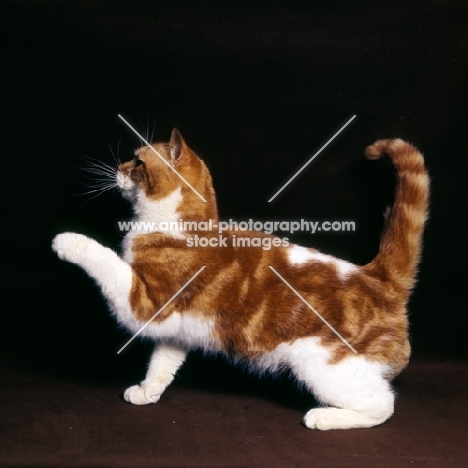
(255, 337, 394, 429)
(287, 245, 358, 280)
(122, 311, 219, 352)
(121, 187, 184, 262)
(288, 245, 317, 265)
(133, 187, 183, 225)
(334, 259, 359, 279)
(124, 343, 188, 405)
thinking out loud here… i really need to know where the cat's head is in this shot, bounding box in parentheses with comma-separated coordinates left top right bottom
(117, 129, 218, 222)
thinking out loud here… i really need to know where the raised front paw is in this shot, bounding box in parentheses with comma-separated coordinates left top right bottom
(123, 384, 161, 405)
(52, 232, 92, 264)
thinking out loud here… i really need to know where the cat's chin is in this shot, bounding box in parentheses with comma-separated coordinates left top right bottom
(119, 188, 138, 202)
(120, 191, 133, 201)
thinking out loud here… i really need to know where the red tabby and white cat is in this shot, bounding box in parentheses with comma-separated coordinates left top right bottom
(52, 130, 429, 430)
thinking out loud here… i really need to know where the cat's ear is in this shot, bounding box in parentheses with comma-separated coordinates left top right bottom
(169, 128, 184, 165)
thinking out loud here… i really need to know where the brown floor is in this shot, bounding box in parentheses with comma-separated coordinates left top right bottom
(1, 355, 467, 468)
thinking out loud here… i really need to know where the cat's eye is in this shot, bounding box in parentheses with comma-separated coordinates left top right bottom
(133, 158, 144, 168)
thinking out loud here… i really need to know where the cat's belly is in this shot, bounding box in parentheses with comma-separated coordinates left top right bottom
(122, 311, 220, 351)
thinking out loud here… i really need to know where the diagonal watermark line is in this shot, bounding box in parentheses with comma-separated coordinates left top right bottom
(268, 266, 357, 353)
(118, 114, 207, 202)
(268, 115, 356, 202)
(117, 266, 206, 354)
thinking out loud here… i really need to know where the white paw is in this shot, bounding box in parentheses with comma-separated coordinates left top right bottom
(123, 384, 161, 405)
(304, 408, 339, 430)
(303, 407, 382, 430)
(52, 232, 91, 264)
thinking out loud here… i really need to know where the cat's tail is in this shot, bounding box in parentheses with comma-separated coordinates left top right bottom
(364, 139, 430, 291)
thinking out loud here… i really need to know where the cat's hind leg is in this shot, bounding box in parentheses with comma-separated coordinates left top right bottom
(124, 343, 187, 405)
(289, 342, 394, 430)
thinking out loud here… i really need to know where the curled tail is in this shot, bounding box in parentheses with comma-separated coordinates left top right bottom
(364, 139, 430, 291)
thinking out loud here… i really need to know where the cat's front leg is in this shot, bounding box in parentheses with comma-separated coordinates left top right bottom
(52, 232, 133, 314)
(52, 232, 95, 265)
(124, 343, 187, 405)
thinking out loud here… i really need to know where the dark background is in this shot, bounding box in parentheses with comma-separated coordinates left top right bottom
(3, 0, 466, 370)
(2, 0, 467, 415)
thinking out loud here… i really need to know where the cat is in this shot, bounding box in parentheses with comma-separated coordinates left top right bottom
(52, 129, 429, 430)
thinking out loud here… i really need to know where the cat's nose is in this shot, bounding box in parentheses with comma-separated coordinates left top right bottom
(118, 161, 133, 175)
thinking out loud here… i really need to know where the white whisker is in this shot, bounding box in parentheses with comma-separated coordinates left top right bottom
(82, 157, 116, 173)
(82, 167, 116, 177)
(77, 155, 121, 205)
(80, 179, 116, 189)
(79, 184, 118, 196)
(109, 139, 123, 166)
(77, 186, 120, 206)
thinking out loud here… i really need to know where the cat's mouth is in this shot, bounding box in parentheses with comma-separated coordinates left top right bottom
(117, 171, 137, 199)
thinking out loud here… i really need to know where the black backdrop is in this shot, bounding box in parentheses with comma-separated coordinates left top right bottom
(2, 1, 467, 383)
